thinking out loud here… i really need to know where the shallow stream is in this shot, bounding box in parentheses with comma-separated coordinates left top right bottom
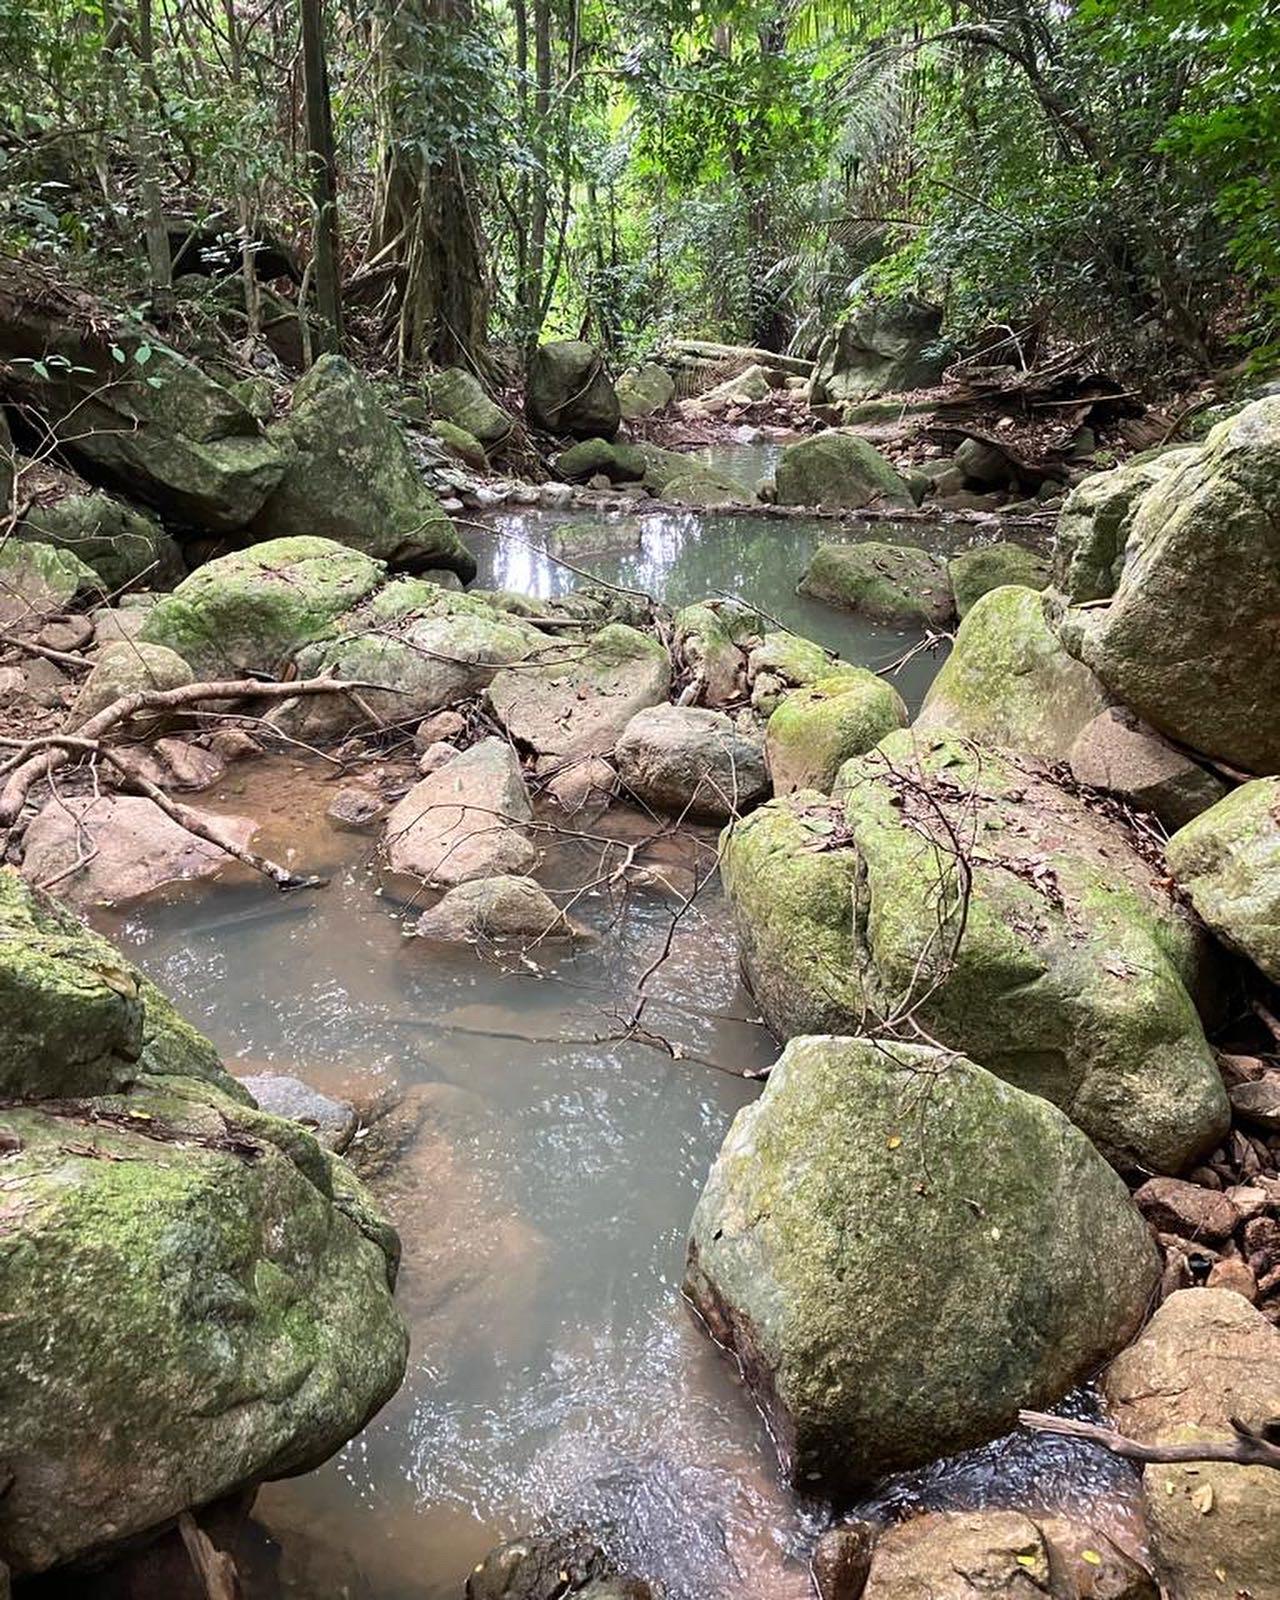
(81, 501, 1139, 1597)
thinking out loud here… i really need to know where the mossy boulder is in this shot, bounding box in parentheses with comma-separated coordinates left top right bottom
(1075, 398, 1280, 771)
(947, 541, 1051, 617)
(811, 298, 946, 404)
(617, 362, 675, 419)
(19, 488, 182, 590)
(765, 670, 906, 794)
(800, 540, 954, 626)
(67, 639, 194, 728)
(251, 355, 473, 576)
(426, 367, 515, 448)
(723, 732, 1230, 1173)
(917, 585, 1109, 761)
(746, 630, 851, 714)
(1055, 448, 1196, 603)
(555, 437, 646, 483)
(1102, 1290, 1280, 1600)
(433, 419, 488, 471)
(0, 866, 238, 1101)
(685, 1036, 1159, 1492)
(775, 432, 912, 510)
(1165, 778, 1280, 983)
(0, 539, 101, 627)
(139, 536, 384, 677)
(526, 341, 620, 439)
(673, 598, 763, 706)
(487, 623, 670, 759)
(661, 468, 749, 507)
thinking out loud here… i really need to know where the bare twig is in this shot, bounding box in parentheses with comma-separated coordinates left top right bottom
(1019, 1410, 1280, 1472)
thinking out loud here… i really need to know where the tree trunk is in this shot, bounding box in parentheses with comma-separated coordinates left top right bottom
(371, 0, 490, 370)
(516, 0, 552, 353)
(300, 0, 342, 350)
(133, 0, 173, 322)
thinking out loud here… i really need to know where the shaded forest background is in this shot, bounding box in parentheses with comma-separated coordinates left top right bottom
(2, 0, 1276, 385)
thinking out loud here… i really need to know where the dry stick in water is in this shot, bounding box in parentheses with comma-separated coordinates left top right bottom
(1019, 1410, 1280, 1472)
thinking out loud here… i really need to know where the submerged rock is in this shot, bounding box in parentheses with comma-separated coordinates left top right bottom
(466, 1531, 653, 1600)
(765, 669, 907, 794)
(139, 536, 384, 677)
(800, 541, 953, 625)
(1069, 706, 1227, 830)
(487, 624, 671, 759)
(775, 433, 912, 510)
(1165, 778, 1280, 982)
(238, 1072, 359, 1153)
(947, 541, 1051, 617)
(413, 875, 579, 942)
(251, 355, 474, 577)
(526, 340, 620, 439)
(859, 1511, 1155, 1600)
(614, 703, 769, 820)
(20, 793, 256, 908)
(1075, 397, 1280, 771)
(917, 585, 1108, 761)
(685, 1036, 1159, 1492)
(1102, 1290, 1280, 1600)
(383, 736, 535, 886)
(724, 731, 1229, 1173)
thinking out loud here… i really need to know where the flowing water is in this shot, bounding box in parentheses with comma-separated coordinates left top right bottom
(72, 504, 1140, 1597)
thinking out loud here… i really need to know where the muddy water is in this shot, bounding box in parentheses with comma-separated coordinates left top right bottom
(90, 507, 1136, 1597)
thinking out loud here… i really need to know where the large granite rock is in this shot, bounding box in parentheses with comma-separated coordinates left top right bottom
(614, 704, 769, 820)
(1075, 398, 1280, 771)
(18, 483, 183, 590)
(68, 639, 194, 727)
(765, 669, 907, 794)
(1102, 1290, 1280, 1600)
(251, 355, 474, 576)
(0, 261, 287, 531)
(917, 585, 1109, 761)
(0, 539, 101, 629)
(616, 362, 675, 420)
(383, 736, 535, 885)
(800, 540, 953, 625)
(1069, 707, 1227, 831)
(487, 624, 670, 759)
(723, 731, 1229, 1173)
(685, 1036, 1159, 1491)
(1055, 448, 1196, 603)
(0, 869, 407, 1573)
(811, 298, 946, 404)
(140, 536, 384, 677)
(776, 434, 912, 511)
(427, 366, 516, 448)
(1165, 778, 1280, 982)
(525, 341, 620, 439)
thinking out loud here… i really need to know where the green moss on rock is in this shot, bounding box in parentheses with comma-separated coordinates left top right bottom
(800, 541, 954, 626)
(775, 432, 912, 510)
(947, 541, 1051, 617)
(1165, 778, 1280, 983)
(765, 670, 907, 794)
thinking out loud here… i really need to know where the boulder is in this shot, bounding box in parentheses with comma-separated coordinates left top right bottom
(614, 704, 769, 821)
(18, 484, 183, 591)
(1055, 449, 1196, 603)
(616, 362, 675, 419)
(413, 874, 578, 942)
(799, 541, 954, 626)
(525, 340, 620, 439)
(724, 731, 1229, 1173)
(238, 1072, 358, 1153)
(947, 542, 1051, 617)
(696, 362, 774, 408)
(1069, 707, 1227, 830)
(811, 299, 946, 403)
(811, 1522, 876, 1600)
(554, 437, 646, 483)
(383, 736, 535, 885)
(1075, 398, 1280, 771)
(433, 419, 488, 471)
(746, 630, 849, 715)
(466, 1531, 653, 1600)
(917, 586, 1109, 761)
(426, 366, 515, 448)
(954, 436, 1013, 489)
(68, 639, 194, 728)
(672, 598, 762, 706)
(660, 468, 750, 507)
(765, 671, 906, 795)
(250, 355, 474, 576)
(1165, 778, 1280, 982)
(685, 1035, 1159, 1491)
(0, 539, 101, 629)
(0, 261, 287, 530)
(1102, 1290, 1280, 1600)
(20, 793, 256, 908)
(278, 579, 545, 740)
(0, 866, 233, 1100)
(139, 536, 384, 677)
(775, 433, 912, 510)
(860, 1511, 1155, 1600)
(487, 623, 670, 759)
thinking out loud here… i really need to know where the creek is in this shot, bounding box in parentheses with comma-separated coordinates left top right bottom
(79, 496, 1139, 1598)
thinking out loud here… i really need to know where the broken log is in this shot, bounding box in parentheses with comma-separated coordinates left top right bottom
(663, 339, 813, 377)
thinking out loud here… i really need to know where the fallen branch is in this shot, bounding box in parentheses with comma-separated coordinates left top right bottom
(177, 1511, 241, 1600)
(1019, 1410, 1280, 1471)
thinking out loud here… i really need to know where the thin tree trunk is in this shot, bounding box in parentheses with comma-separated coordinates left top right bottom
(134, 0, 173, 322)
(225, 0, 261, 340)
(300, 0, 342, 350)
